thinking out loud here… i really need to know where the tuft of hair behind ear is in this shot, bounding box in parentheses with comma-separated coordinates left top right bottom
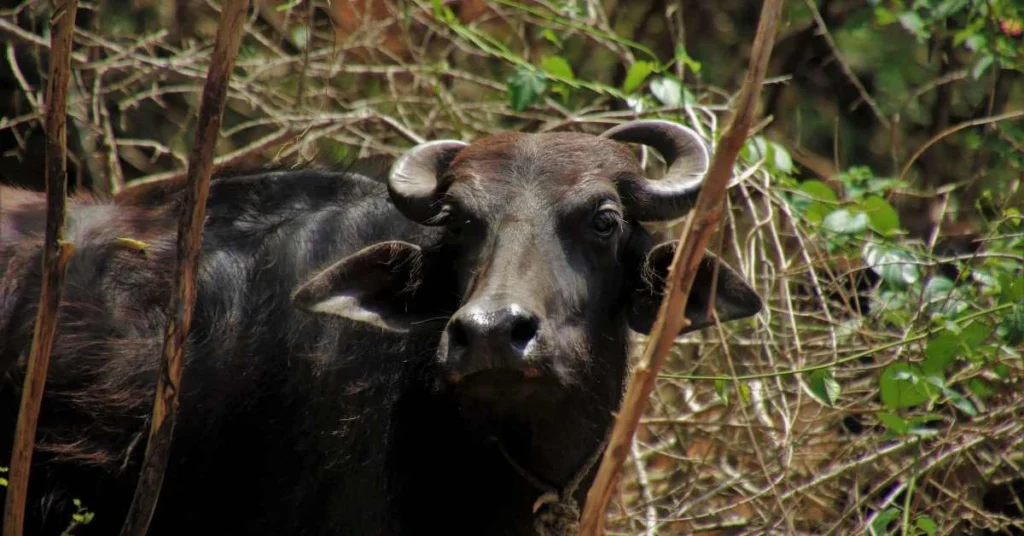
(626, 241, 762, 336)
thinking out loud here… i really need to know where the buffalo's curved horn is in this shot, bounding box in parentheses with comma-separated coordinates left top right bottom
(388, 140, 469, 224)
(600, 120, 711, 222)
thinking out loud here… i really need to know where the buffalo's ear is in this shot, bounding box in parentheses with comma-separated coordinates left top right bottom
(292, 241, 454, 333)
(627, 241, 762, 335)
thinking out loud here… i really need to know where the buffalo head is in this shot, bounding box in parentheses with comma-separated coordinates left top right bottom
(292, 120, 762, 400)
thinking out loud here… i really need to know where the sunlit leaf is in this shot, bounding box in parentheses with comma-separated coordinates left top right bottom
(971, 54, 995, 80)
(915, 515, 939, 536)
(863, 242, 920, 287)
(674, 44, 702, 74)
(541, 55, 574, 81)
(823, 209, 869, 235)
(880, 363, 932, 409)
(870, 506, 901, 535)
(738, 382, 751, 404)
(771, 142, 793, 174)
(714, 378, 728, 404)
(650, 76, 682, 107)
(860, 195, 900, 234)
(877, 411, 909, 435)
(898, 11, 929, 40)
(622, 60, 655, 93)
(807, 368, 841, 406)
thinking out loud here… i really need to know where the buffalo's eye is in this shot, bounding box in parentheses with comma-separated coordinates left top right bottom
(592, 209, 621, 238)
(439, 205, 470, 239)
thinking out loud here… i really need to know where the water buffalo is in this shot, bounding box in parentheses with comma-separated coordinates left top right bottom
(0, 120, 762, 535)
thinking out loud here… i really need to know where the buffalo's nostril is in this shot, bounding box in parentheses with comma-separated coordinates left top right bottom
(449, 317, 470, 350)
(445, 304, 541, 371)
(508, 314, 539, 352)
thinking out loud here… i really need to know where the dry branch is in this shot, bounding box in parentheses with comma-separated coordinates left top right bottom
(577, 1, 785, 534)
(117, 1, 251, 535)
(1, 2, 79, 535)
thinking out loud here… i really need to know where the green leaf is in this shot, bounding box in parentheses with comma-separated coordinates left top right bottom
(936, 0, 969, 17)
(870, 506, 901, 535)
(650, 76, 682, 107)
(742, 136, 770, 163)
(506, 66, 547, 111)
(541, 55, 574, 81)
(972, 54, 995, 80)
(799, 180, 837, 203)
(541, 28, 562, 47)
(898, 11, 929, 40)
(922, 375, 978, 416)
(880, 363, 933, 409)
(922, 330, 958, 376)
(737, 382, 751, 404)
(771, 142, 793, 174)
(860, 195, 900, 234)
(1000, 303, 1024, 346)
(877, 411, 909, 435)
(795, 180, 838, 223)
(622, 61, 656, 93)
(823, 209, 870, 235)
(968, 378, 995, 399)
(275, 0, 302, 11)
(944, 386, 978, 416)
(964, 33, 987, 51)
(807, 369, 841, 406)
(874, 7, 897, 25)
(915, 515, 939, 535)
(714, 378, 728, 404)
(923, 276, 955, 302)
(999, 275, 1024, 303)
(863, 243, 920, 287)
(674, 44, 702, 74)
(430, 0, 457, 24)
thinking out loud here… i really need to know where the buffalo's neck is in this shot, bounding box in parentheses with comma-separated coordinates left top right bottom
(465, 331, 629, 497)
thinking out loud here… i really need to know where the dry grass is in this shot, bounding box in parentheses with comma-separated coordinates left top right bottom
(1, 1, 1021, 534)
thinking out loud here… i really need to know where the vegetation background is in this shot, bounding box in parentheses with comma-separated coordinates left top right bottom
(0, 0, 1022, 534)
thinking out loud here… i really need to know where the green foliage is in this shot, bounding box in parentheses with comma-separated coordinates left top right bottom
(2, 465, 92, 536)
(806, 368, 841, 406)
(61, 498, 95, 536)
(506, 66, 547, 111)
(869, 0, 1024, 76)
(622, 61, 656, 93)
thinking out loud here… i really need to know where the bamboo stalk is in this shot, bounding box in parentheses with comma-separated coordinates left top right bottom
(1, 2, 80, 535)
(577, 1, 785, 533)
(117, 1, 250, 535)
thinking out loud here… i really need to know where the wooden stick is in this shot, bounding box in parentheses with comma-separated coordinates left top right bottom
(1, 1, 79, 535)
(117, 1, 250, 535)
(577, 1, 784, 533)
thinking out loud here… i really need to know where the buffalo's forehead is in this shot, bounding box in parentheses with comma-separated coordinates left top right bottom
(448, 132, 639, 190)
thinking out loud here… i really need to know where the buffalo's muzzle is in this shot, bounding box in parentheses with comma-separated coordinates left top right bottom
(441, 302, 541, 379)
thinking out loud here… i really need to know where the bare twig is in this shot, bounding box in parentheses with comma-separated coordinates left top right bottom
(123, 126, 299, 187)
(117, 1, 250, 535)
(0, 16, 88, 65)
(577, 1, 785, 534)
(899, 109, 1024, 180)
(2, 1, 79, 535)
